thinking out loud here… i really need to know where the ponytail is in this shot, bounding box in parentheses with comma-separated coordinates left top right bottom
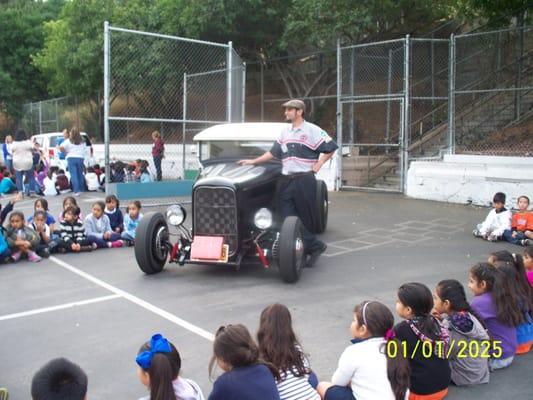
(149, 353, 176, 400)
(137, 335, 181, 400)
(354, 301, 410, 400)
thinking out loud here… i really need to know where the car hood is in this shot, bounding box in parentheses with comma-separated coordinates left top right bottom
(195, 161, 281, 189)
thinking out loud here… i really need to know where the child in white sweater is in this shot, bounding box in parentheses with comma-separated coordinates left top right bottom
(473, 192, 511, 242)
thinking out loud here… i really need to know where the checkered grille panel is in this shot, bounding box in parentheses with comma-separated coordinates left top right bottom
(193, 187, 238, 256)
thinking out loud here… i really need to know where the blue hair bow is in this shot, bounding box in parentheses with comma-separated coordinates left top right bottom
(135, 334, 171, 369)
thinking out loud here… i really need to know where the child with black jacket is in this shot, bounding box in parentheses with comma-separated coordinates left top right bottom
(56, 206, 95, 253)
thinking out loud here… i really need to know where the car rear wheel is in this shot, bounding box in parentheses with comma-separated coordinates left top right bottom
(135, 212, 169, 274)
(278, 216, 305, 283)
(314, 180, 328, 234)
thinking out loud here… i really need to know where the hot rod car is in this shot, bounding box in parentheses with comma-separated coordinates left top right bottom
(134, 123, 329, 283)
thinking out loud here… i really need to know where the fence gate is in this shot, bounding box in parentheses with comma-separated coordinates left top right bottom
(337, 39, 407, 192)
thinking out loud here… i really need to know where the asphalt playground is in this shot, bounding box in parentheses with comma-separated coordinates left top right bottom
(1, 190, 532, 399)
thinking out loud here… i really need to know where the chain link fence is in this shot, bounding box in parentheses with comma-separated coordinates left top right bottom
(104, 23, 245, 192)
(21, 95, 102, 140)
(452, 26, 533, 156)
(246, 49, 337, 132)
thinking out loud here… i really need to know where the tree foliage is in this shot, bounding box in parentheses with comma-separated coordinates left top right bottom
(0, 0, 64, 117)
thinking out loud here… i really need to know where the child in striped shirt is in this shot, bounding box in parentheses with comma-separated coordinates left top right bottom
(56, 206, 95, 253)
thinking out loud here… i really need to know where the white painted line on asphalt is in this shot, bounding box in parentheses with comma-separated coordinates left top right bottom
(49, 256, 215, 342)
(0, 294, 120, 321)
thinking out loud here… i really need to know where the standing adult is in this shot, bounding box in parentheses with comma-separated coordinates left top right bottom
(3, 135, 13, 172)
(238, 99, 338, 267)
(12, 130, 39, 196)
(151, 130, 165, 181)
(57, 128, 70, 162)
(60, 127, 86, 196)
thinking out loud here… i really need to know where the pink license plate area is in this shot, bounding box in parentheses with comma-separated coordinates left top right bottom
(190, 236, 228, 262)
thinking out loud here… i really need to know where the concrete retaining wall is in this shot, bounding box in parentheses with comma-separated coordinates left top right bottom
(407, 154, 533, 206)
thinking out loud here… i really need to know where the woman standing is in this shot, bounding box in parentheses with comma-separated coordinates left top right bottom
(3, 135, 13, 172)
(151, 130, 165, 181)
(60, 127, 86, 196)
(11, 130, 39, 196)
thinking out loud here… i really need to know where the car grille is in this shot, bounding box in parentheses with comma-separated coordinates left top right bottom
(193, 187, 238, 256)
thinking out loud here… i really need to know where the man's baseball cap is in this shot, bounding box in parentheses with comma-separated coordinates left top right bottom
(282, 99, 306, 112)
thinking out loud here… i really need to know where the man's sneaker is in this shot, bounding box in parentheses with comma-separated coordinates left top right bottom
(27, 251, 42, 263)
(305, 243, 327, 268)
(10, 251, 21, 262)
(124, 239, 134, 247)
(472, 229, 483, 238)
(521, 239, 532, 246)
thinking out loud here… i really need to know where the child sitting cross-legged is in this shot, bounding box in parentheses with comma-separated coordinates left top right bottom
(85, 201, 123, 248)
(317, 301, 410, 400)
(57, 206, 95, 253)
(6, 211, 41, 262)
(31, 210, 58, 257)
(121, 200, 143, 246)
(473, 192, 511, 242)
(502, 195, 533, 246)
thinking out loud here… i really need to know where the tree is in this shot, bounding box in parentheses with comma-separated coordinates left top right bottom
(0, 0, 64, 120)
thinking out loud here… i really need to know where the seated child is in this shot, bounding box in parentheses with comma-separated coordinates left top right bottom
(317, 301, 409, 400)
(58, 196, 83, 222)
(31, 358, 88, 400)
(502, 195, 533, 246)
(104, 195, 123, 233)
(122, 200, 143, 245)
(258, 304, 320, 400)
(0, 193, 21, 262)
(124, 164, 137, 183)
(28, 198, 56, 232)
(140, 160, 152, 183)
(57, 206, 95, 253)
(524, 246, 533, 286)
(208, 324, 281, 400)
(469, 263, 520, 370)
(394, 282, 451, 399)
(433, 280, 490, 386)
(85, 166, 100, 191)
(473, 192, 512, 241)
(31, 210, 57, 257)
(489, 251, 533, 355)
(0, 171, 16, 195)
(85, 201, 123, 248)
(42, 169, 58, 196)
(136, 333, 205, 400)
(5, 211, 42, 262)
(55, 169, 71, 194)
(110, 161, 125, 183)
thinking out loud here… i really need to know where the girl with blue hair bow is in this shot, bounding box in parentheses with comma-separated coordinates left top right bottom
(136, 333, 205, 400)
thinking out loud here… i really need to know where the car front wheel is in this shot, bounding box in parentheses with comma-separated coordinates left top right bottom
(278, 216, 305, 283)
(134, 212, 169, 275)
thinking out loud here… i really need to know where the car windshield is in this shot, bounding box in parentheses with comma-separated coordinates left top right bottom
(49, 134, 91, 147)
(200, 140, 273, 162)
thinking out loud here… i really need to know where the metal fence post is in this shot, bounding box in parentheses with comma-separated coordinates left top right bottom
(385, 49, 393, 146)
(447, 33, 455, 154)
(103, 21, 111, 194)
(55, 98, 59, 131)
(349, 48, 355, 144)
(336, 39, 343, 190)
(182, 72, 187, 178)
(401, 34, 410, 193)
(260, 61, 264, 121)
(227, 41, 233, 122)
(242, 63, 246, 122)
(38, 101, 43, 135)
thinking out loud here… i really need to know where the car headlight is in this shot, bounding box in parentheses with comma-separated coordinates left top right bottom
(166, 205, 186, 226)
(254, 208, 273, 230)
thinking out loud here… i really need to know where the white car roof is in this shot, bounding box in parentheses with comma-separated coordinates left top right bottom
(193, 123, 289, 142)
(31, 132, 88, 138)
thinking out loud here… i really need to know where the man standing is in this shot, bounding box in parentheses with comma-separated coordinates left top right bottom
(239, 99, 338, 267)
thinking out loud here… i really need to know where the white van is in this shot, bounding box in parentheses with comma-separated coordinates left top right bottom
(31, 132, 94, 168)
